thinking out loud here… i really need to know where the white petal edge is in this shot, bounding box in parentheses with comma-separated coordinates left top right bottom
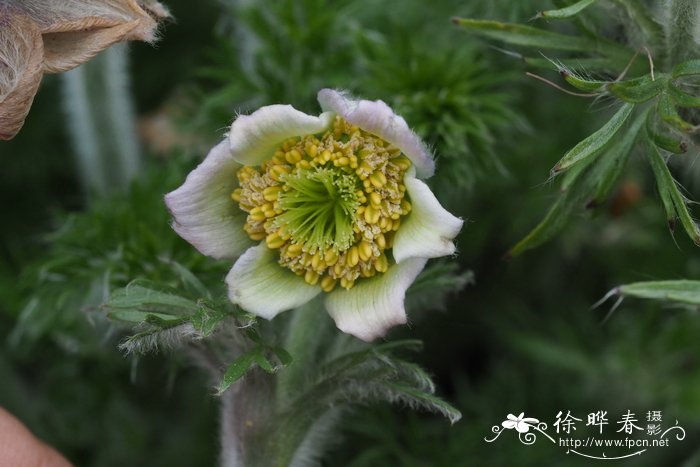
(165, 140, 252, 260)
(325, 257, 427, 342)
(226, 244, 321, 320)
(228, 104, 334, 166)
(317, 89, 435, 179)
(392, 168, 464, 264)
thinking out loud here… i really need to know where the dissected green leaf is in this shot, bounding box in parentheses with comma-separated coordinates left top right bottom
(190, 302, 232, 337)
(106, 284, 198, 315)
(672, 59, 700, 78)
(553, 103, 634, 173)
(658, 91, 696, 132)
(507, 188, 582, 258)
(217, 348, 259, 394)
(560, 69, 607, 92)
(107, 309, 184, 324)
(607, 74, 666, 103)
(453, 18, 601, 52)
(616, 280, 700, 305)
(667, 83, 700, 108)
(590, 108, 647, 204)
(537, 0, 598, 19)
(523, 56, 619, 71)
(645, 138, 700, 242)
(380, 382, 462, 424)
(646, 112, 688, 154)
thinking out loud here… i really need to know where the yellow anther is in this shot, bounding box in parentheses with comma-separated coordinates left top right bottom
(249, 231, 265, 241)
(391, 156, 412, 170)
(335, 156, 350, 167)
(333, 262, 344, 276)
(370, 192, 382, 207)
(231, 188, 242, 202)
(270, 165, 291, 180)
(266, 232, 285, 249)
(285, 149, 302, 164)
(378, 217, 389, 230)
(358, 241, 373, 262)
(311, 252, 323, 270)
(249, 207, 266, 222)
(304, 270, 320, 286)
(369, 171, 387, 188)
(272, 150, 286, 164)
(286, 242, 303, 257)
(306, 143, 318, 158)
(340, 277, 355, 289)
(320, 276, 337, 292)
(263, 186, 281, 201)
(401, 199, 412, 214)
(392, 219, 401, 231)
(321, 150, 332, 162)
(361, 268, 375, 278)
(347, 246, 360, 267)
(364, 206, 380, 224)
(324, 249, 338, 265)
(375, 253, 388, 273)
(376, 233, 386, 250)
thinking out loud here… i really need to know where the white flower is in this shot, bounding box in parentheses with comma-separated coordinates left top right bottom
(502, 413, 539, 433)
(165, 89, 463, 341)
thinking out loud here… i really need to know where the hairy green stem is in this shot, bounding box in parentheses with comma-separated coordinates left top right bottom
(665, 0, 700, 69)
(61, 44, 142, 199)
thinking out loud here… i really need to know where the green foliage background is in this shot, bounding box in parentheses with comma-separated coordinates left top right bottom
(3, 0, 700, 465)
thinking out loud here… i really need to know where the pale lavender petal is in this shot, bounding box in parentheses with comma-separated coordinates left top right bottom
(317, 89, 435, 178)
(325, 257, 427, 342)
(228, 104, 334, 166)
(392, 169, 464, 263)
(165, 140, 252, 259)
(226, 244, 321, 319)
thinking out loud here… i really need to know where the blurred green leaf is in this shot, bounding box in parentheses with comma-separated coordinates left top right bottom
(616, 280, 700, 305)
(668, 83, 700, 108)
(453, 18, 603, 52)
(672, 59, 700, 78)
(536, 0, 598, 20)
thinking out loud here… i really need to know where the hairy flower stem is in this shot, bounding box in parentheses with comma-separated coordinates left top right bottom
(665, 0, 700, 69)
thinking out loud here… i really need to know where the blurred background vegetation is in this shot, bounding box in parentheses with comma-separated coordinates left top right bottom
(2, 0, 700, 465)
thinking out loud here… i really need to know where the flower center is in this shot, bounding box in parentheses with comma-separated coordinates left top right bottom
(276, 167, 359, 253)
(232, 116, 412, 291)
